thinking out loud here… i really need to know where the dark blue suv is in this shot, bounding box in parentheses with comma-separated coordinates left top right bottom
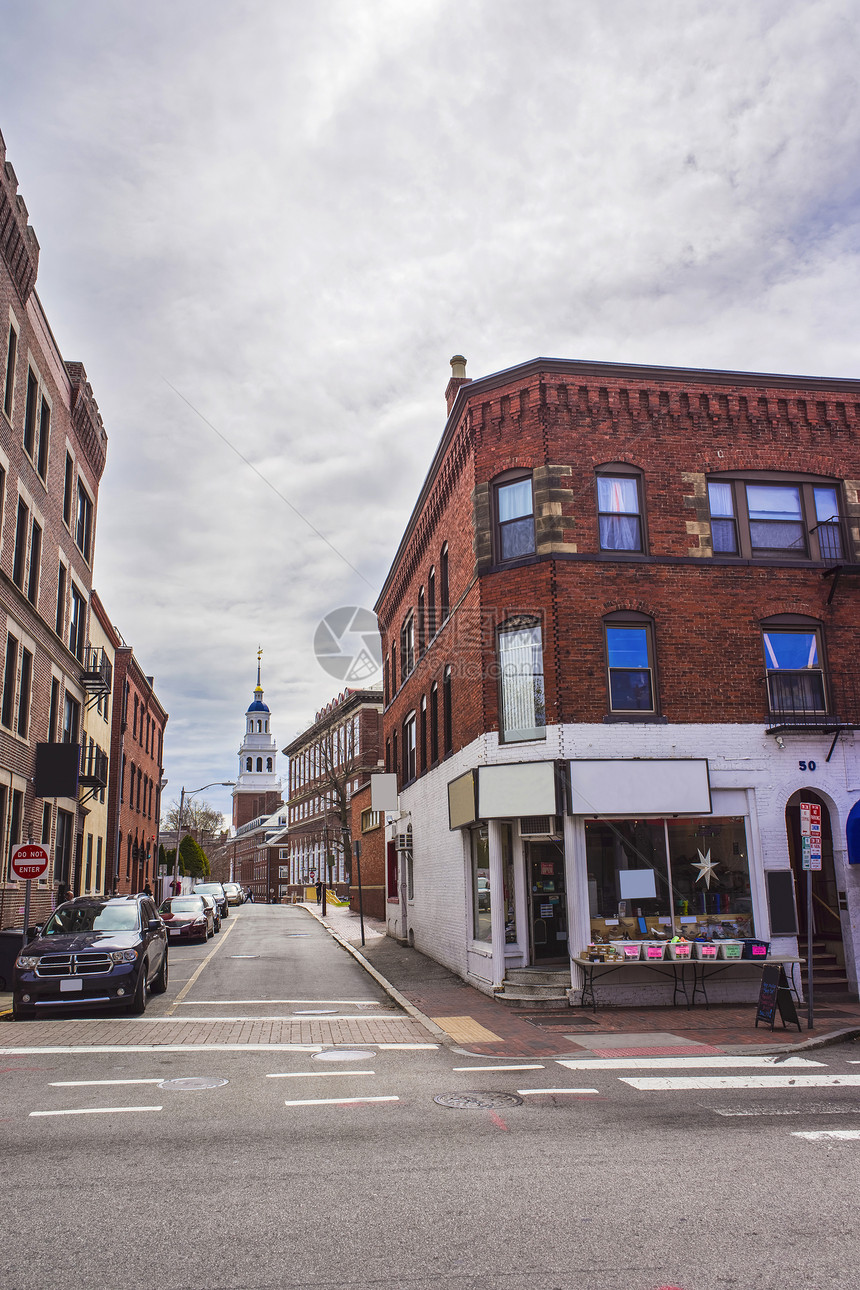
(12, 895, 168, 1021)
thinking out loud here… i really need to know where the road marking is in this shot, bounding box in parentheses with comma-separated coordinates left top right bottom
(49, 1079, 164, 1087)
(30, 1105, 163, 1117)
(283, 1095, 399, 1107)
(792, 1130, 860, 1141)
(0, 1044, 325, 1055)
(556, 1056, 826, 1071)
(139, 1015, 405, 1023)
(714, 1106, 860, 1116)
(517, 1088, 600, 1096)
(621, 1075, 860, 1091)
(165, 917, 240, 1014)
(267, 1071, 376, 1079)
(453, 1064, 545, 1072)
(177, 998, 381, 1005)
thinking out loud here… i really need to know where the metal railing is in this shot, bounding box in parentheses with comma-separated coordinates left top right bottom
(765, 671, 860, 732)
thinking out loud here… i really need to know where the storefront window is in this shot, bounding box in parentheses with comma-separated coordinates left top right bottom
(585, 816, 753, 942)
(471, 827, 491, 942)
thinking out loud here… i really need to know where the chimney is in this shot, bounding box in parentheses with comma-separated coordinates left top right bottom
(445, 354, 471, 414)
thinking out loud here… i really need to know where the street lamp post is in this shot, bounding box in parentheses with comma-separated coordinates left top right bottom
(172, 781, 235, 895)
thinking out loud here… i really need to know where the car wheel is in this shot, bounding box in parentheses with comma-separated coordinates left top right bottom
(128, 963, 149, 1015)
(151, 952, 168, 995)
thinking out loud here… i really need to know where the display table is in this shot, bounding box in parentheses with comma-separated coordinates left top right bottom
(571, 955, 802, 1012)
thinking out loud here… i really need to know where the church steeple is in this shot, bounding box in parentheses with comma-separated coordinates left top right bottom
(233, 651, 280, 828)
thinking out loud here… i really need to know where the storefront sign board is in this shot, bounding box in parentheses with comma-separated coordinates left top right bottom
(568, 759, 711, 816)
(477, 761, 558, 820)
(755, 963, 802, 1032)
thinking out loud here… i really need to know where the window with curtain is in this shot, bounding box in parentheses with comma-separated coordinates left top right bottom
(498, 621, 546, 741)
(496, 475, 535, 561)
(746, 484, 806, 555)
(597, 475, 643, 551)
(707, 481, 738, 554)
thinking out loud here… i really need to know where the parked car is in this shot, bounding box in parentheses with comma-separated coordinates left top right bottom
(193, 881, 230, 919)
(159, 895, 214, 943)
(12, 895, 168, 1020)
(199, 893, 221, 932)
(222, 882, 244, 906)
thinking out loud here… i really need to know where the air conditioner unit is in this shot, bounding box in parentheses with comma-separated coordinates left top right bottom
(519, 815, 562, 840)
(395, 832, 413, 852)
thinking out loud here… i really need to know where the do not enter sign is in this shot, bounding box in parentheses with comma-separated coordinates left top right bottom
(10, 842, 50, 881)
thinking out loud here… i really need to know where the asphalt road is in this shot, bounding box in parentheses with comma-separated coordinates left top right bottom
(1, 904, 859, 1290)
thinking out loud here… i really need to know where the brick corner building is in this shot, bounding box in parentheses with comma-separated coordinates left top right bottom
(375, 354, 860, 1007)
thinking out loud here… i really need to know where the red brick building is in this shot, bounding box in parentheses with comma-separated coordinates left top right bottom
(348, 779, 387, 920)
(283, 688, 383, 899)
(0, 128, 111, 927)
(375, 355, 860, 1004)
(106, 646, 167, 895)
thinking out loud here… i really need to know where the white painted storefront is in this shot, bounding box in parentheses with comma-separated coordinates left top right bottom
(386, 723, 860, 1006)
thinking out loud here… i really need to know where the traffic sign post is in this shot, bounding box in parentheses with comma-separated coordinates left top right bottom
(799, 802, 821, 1030)
(10, 843, 50, 947)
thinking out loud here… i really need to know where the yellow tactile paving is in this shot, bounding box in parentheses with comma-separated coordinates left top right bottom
(430, 1015, 503, 1043)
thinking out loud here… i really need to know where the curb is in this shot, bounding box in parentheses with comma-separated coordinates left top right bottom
(299, 905, 450, 1044)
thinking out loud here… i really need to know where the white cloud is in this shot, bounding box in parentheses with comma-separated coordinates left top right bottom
(2, 0, 859, 818)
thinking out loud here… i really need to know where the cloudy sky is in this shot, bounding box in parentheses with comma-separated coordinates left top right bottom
(2, 0, 859, 825)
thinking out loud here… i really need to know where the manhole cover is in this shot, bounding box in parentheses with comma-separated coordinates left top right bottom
(158, 1077, 229, 1091)
(312, 1049, 374, 1062)
(434, 1092, 523, 1110)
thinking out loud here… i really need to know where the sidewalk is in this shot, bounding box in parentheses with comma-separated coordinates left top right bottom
(307, 901, 860, 1058)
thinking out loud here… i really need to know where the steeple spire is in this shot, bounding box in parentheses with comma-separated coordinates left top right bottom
(256, 645, 262, 691)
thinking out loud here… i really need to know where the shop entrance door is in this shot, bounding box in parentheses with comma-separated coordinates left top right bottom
(785, 790, 843, 943)
(527, 841, 568, 962)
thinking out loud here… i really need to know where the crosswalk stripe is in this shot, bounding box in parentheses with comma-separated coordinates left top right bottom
(283, 1096, 398, 1107)
(556, 1056, 825, 1071)
(792, 1130, 860, 1141)
(517, 1088, 599, 1096)
(267, 1071, 375, 1078)
(453, 1064, 545, 1072)
(30, 1106, 163, 1117)
(621, 1075, 860, 1091)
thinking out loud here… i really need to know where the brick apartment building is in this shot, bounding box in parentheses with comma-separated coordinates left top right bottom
(283, 688, 383, 901)
(0, 128, 113, 928)
(375, 355, 860, 1005)
(105, 645, 167, 895)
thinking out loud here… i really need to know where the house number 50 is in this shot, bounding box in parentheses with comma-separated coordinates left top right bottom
(799, 760, 817, 771)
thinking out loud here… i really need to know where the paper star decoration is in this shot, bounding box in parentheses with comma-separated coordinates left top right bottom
(692, 849, 720, 889)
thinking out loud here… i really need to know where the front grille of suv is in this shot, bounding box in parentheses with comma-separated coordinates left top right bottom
(36, 952, 113, 977)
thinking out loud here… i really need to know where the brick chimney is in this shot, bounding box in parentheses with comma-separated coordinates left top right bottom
(445, 354, 471, 414)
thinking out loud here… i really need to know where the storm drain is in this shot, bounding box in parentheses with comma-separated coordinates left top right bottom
(312, 1049, 374, 1062)
(158, 1077, 229, 1091)
(433, 1092, 523, 1110)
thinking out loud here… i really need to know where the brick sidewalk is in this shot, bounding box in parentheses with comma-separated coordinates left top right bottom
(311, 902, 860, 1057)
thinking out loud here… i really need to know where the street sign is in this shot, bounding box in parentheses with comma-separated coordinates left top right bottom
(10, 842, 50, 881)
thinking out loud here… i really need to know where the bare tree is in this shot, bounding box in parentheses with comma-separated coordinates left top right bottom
(161, 797, 225, 838)
(316, 716, 362, 883)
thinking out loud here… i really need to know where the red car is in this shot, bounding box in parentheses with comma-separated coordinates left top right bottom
(159, 895, 214, 943)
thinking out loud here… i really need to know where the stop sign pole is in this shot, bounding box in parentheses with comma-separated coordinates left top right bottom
(10, 843, 50, 945)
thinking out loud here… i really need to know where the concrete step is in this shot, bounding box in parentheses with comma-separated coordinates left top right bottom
(494, 989, 570, 1009)
(504, 968, 571, 987)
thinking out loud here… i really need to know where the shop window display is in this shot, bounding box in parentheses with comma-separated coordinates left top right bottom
(471, 824, 517, 944)
(585, 816, 754, 943)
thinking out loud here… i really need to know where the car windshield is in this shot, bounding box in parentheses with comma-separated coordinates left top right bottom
(161, 898, 204, 913)
(43, 905, 140, 934)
